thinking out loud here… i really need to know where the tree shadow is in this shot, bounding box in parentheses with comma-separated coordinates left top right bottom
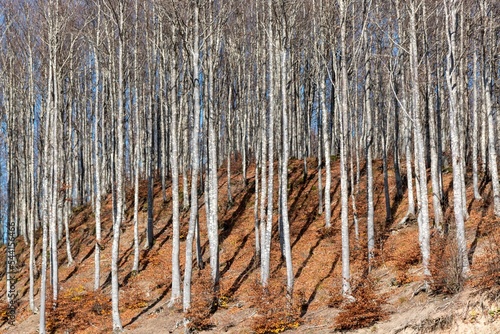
(220, 180, 255, 243)
(101, 241, 137, 289)
(289, 172, 316, 222)
(220, 230, 252, 277)
(390, 174, 408, 221)
(300, 255, 339, 317)
(294, 236, 322, 280)
(226, 255, 256, 297)
(468, 219, 483, 266)
(123, 285, 171, 328)
(291, 203, 319, 250)
(62, 263, 81, 283)
(156, 216, 173, 249)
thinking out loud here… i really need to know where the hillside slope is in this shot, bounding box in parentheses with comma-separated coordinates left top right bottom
(1, 158, 500, 333)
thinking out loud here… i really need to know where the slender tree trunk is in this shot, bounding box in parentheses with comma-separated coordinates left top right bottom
(206, 10, 220, 290)
(259, 49, 268, 280)
(320, 69, 331, 228)
(364, 34, 375, 264)
(49, 14, 60, 308)
(481, 0, 500, 216)
(261, 0, 275, 288)
(28, 42, 37, 313)
(444, 0, 469, 275)
(280, 42, 293, 297)
(93, 42, 103, 288)
(168, 26, 181, 306)
(339, 0, 351, 297)
(111, 1, 125, 330)
(183, 2, 201, 312)
(423, 1, 443, 230)
(472, 49, 481, 200)
(132, 0, 141, 273)
(410, 0, 430, 277)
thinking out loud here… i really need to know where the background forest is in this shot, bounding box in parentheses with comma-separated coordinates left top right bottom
(0, 0, 499, 333)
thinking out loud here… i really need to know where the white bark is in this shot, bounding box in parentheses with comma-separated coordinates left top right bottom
(320, 67, 331, 228)
(206, 7, 220, 288)
(183, 3, 201, 312)
(364, 35, 375, 263)
(261, 0, 274, 288)
(423, 1, 444, 229)
(132, 0, 140, 273)
(410, 1, 430, 276)
(472, 50, 481, 200)
(339, 0, 351, 296)
(280, 42, 293, 297)
(444, 0, 469, 275)
(111, 0, 125, 330)
(93, 42, 103, 289)
(481, 0, 500, 216)
(28, 39, 37, 313)
(168, 25, 181, 306)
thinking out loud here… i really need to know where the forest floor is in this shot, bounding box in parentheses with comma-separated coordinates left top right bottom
(1, 157, 500, 333)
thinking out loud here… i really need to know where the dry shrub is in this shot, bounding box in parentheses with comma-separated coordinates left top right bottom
(333, 277, 389, 331)
(386, 228, 421, 285)
(470, 233, 500, 289)
(249, 279, 301, 334)
(185, 269, 216, 331)
(430, 234, 465, 295)
(46, 286, 111, 333)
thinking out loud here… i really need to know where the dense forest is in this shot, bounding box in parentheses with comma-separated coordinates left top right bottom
(0, 0, 499, 333)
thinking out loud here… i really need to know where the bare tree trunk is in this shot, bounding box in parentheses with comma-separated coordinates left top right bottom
(168, 25, 181, 307)
(131, 0, 140, 273)
(39, 26, 55, 329)
(317, 94, 323, 216)
(261, 0, 275, 288)
(444, 0, 469, 275)
(49, 9, 60, 307)
(423, 1, 443, 230)
(339, 0, 351, 297)
(227, 86, 233, 206)
(481, 0, 500, 216)
(110, 0, 125, 330)
(183, 2, 201, 312)
(280, 40, 293, 297)
(409, 0, 430, 277)
(206, 7, 220, 290)
(259, 45, 268, 279)
(320, 68, 331, 228)
(472, 49, 481, 200)
(364, 31, 375, 264)
(93, 42, 104, 288)
(28, 40, 37, 313)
